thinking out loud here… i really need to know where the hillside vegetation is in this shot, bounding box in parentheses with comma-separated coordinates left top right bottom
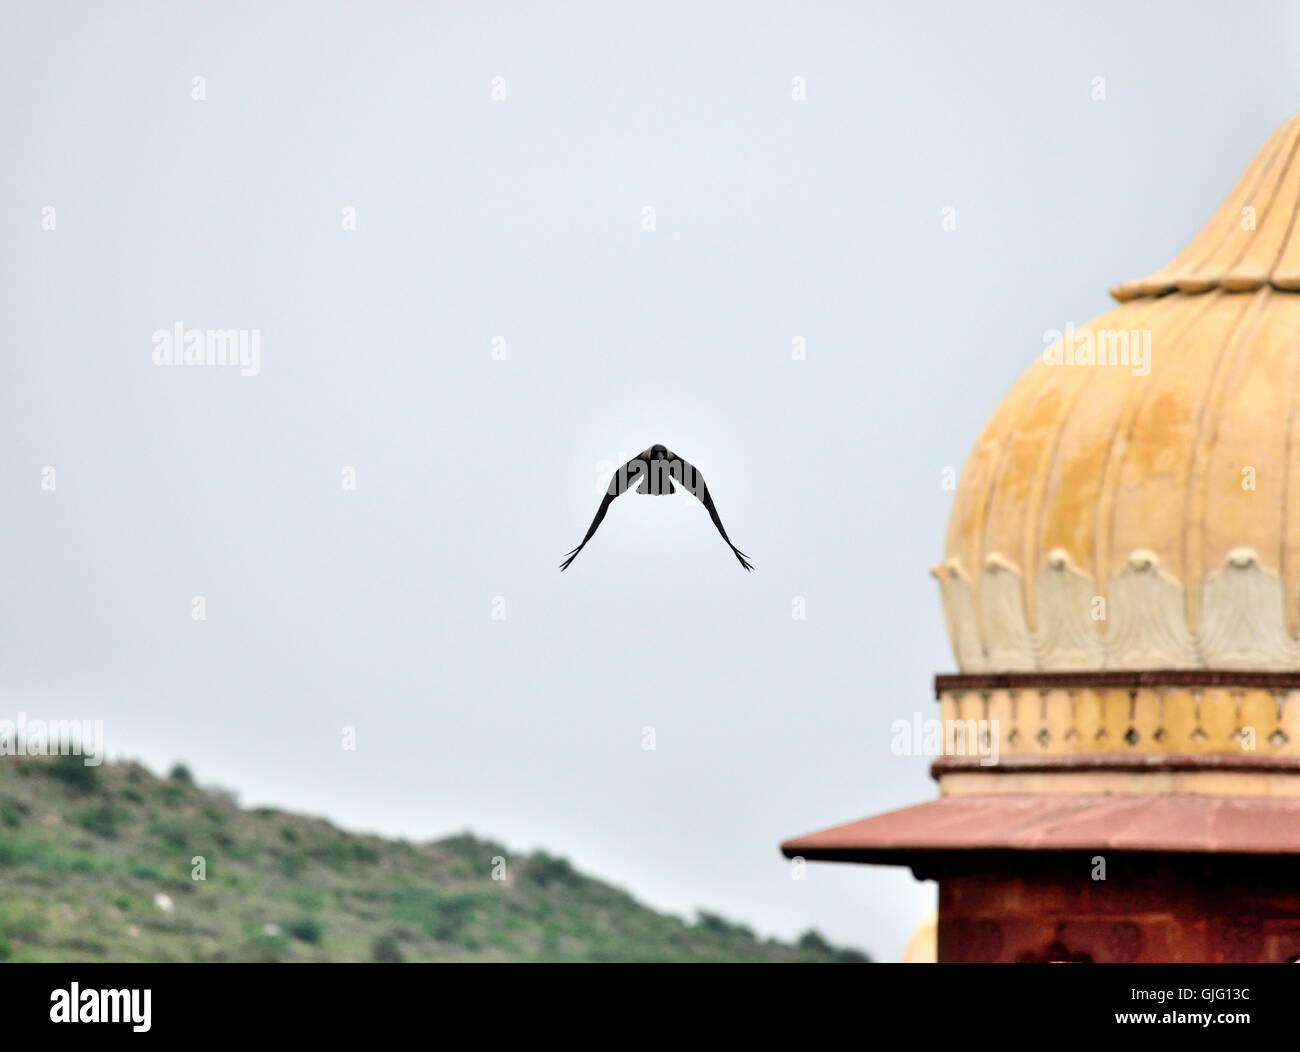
(0, 755, 868, 963)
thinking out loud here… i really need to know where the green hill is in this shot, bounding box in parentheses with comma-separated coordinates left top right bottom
(0, 755, 868, 963)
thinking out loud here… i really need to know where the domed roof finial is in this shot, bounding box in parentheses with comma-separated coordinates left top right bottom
(1111, 114, 1300, 301)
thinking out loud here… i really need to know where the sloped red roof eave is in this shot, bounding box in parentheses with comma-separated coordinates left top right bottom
(780, 794, 1300, 866)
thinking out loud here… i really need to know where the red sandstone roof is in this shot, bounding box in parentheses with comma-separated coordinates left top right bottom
(780, 795, 1300, 864)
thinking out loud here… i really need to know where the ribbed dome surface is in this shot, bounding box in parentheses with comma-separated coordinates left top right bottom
(1112, 114, 1300, 301)
(939, 116, 1300, 672)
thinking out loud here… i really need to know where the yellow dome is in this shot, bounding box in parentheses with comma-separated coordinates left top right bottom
(900, 910, 937, 963)
(939, 114, 1300, 673)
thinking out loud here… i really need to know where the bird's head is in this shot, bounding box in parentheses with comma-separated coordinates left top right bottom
(649, 444, 669, 461)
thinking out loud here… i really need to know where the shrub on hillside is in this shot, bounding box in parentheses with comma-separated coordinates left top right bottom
(76, 803, 130, 839)
(526, 851, 582, 889)
(48, 754, 100, 793)
(285, 916, 323, 943)
(696, 910, 755, 940)
(372, 931, 405, 963)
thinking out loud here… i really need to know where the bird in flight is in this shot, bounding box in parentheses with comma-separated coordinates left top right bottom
(560, 444, 754, 572)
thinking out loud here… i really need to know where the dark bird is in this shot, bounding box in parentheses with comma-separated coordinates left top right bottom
(560, 444, 754, 572)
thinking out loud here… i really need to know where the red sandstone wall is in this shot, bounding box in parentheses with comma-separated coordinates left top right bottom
(936, 860, 1300, 963)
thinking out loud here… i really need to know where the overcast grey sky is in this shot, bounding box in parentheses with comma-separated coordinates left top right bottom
(3, 0, 1300, 958)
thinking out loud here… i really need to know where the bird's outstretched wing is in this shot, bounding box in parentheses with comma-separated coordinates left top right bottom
(559, 455, 647, 570)
(670, 455, 754, 571)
